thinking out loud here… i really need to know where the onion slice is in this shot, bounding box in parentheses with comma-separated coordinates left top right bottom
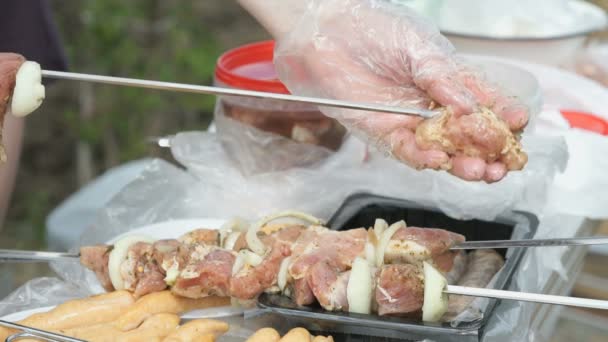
(364, 242, 376, 265)
(375, 220, 406, 267)
(247, 211, 323, 255)
(223, 232, 242, 251)
(277, 256, 292, 291)
(219, 217, 249, 247)
(373, 218, 388, 240)
(347, 257, 373, 314)
(231, 250, 264, 276)
(422, 261, 449, 322)
(11, 61, 45, 117)
(108, 234, 156, 290)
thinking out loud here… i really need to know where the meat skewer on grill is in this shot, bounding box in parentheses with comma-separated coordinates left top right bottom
(65, 212, 608, 319)
(3, 211, 608, 321)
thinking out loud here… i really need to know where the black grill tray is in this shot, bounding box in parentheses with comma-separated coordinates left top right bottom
(255, 193, 538, 341)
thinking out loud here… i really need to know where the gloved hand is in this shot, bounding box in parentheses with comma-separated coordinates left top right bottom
(273, 0, 529, 182)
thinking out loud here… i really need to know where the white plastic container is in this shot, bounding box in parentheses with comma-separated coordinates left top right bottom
(404, 0, 608, 66)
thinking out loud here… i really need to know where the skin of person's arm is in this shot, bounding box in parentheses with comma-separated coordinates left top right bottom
(0, 115, 24, 228)
(237, 0, 307, 38)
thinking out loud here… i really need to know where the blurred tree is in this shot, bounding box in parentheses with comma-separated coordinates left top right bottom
(0, 0, 268, 295)
(52, 0, 223, 184)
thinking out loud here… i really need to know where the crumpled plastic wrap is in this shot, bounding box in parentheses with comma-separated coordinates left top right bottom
(0, 277, 89, 317)
(43, 123, 565, 299)
(213, 100, 339, 175)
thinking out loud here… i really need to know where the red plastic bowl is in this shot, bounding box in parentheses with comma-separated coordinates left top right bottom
(215, 40, 289, 94)
(560, 110, 608, 135)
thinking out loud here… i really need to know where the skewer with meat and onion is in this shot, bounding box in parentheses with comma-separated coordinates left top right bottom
(79, 211, 503, 322)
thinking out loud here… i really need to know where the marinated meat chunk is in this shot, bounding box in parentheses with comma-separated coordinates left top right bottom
(178, 229, 220, 246)
(231, 243, 292, 300)
(121, 242, 167, 297)
(375, 264, 424, 316)
(289, 228, 367, 279)
(307, 261, 350, 311)
(172, 248, 235, 298)
(385, 227, 465, 268)
(416, 107, 527, 172)
(79, 245, 114, 291)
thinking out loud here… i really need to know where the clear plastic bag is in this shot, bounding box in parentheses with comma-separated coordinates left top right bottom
(0, 277, 89, 317)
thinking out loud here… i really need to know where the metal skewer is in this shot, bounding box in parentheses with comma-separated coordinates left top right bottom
(0, 320, 85, 342)
(445, 285, 608, 310)
(2, 236, 608, 263)
(0, 250, 78, 263)
(450, 236, 608, 250)
(41, 70, 438, 118)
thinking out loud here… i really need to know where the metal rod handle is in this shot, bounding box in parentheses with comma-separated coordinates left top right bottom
(41, 70, 438, 118)
(446, 285, 608, 310)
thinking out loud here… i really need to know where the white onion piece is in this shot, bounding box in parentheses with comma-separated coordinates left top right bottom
(422, 261, 449, 322)
(163, 261, 180, 286)
(231, 250, 264, 276)
(248, 210, 323, 255)
(364, 242, 376, 265)
(231, 253, 245, 276)
(375, 220, 406, 267)
(11, 61, 45, 117)
(223, 232, 241, 251)
(277, 256, 292, 291)
(219, 217, 249, 246)
(108, 235, 156, 290)
(373, 219, 388, 240)
(347, 257, 373, 314)
(243, 250, 263, 266)
(246, 222, 267, 256)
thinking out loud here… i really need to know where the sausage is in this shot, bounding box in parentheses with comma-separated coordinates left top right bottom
(0, 291, 135, 341)
(113, 291, 229, 331)
(246, 328, 281, 342)
(446, 250, 504, 317)
(445, 250, 467, 284)
(161, 319, 229, 342)
(279, 327, 311, 342)
(63, 313, 180, 342)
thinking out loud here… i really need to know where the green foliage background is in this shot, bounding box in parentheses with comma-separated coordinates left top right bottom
(2, 0, 268, 249)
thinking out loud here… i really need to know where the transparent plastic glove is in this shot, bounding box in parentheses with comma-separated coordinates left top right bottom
(274, 0, 529, 182)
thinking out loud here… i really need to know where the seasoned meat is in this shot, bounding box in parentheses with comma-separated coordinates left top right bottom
(289, 278, 315, 306)
(375, 264, 424, 316)
(172, 248, 235, 298)
(289, 228, 367, 279)
(415, 107, 527, 171)
(79, 245, 114, 291)
(307, 261, 350, 311)
(385, 227, 465, 269)
(230, 243, 291, 300)
(121, 242, 167, 297)
(178, 229, 220, 246)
